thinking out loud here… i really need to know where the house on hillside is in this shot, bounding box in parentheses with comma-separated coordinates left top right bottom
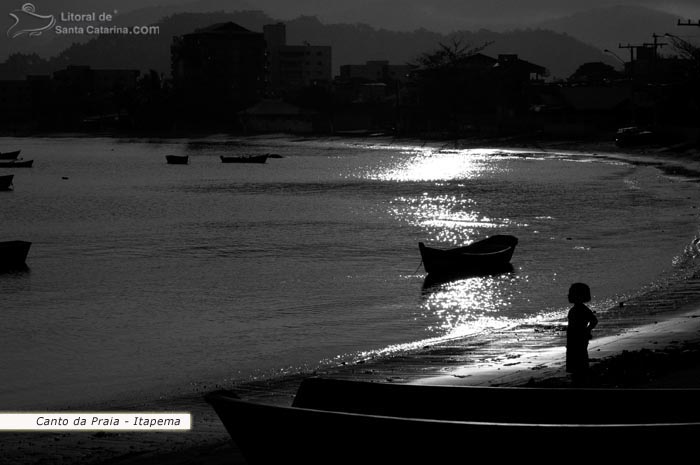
(530, 84, 634, 136)
(400, 52, 548, 135)
(339, 60, 413, 84)
(493, 54, 548, 82)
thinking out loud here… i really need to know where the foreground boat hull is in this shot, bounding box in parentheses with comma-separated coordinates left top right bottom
(206, 390, 700, 463)
(293, 377, 700, 423)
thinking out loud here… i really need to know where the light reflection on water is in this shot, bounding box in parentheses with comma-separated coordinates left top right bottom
(363, 148, 500, 182)
(420, 273, 518, 334)
(390, 193, 523, 244)
(373, 148, 524, 245)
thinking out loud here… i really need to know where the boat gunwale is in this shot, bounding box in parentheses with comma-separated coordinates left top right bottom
(206, 390, 700, 428)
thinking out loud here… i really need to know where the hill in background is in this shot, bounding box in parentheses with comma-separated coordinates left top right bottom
(2, 5, 692, 81)
(2, 10, 620, 80)
(538, 5, 689, 54)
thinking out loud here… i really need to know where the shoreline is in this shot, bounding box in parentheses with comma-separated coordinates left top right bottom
(3, 134, 700, 464)
(4, 282, 700, 465)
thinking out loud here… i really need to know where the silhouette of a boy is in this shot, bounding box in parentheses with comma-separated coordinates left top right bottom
(566, 283, 598, 386)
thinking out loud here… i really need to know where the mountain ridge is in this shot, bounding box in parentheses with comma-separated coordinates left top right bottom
(2, 5, 685, 80)
(537, 5, 690, 54)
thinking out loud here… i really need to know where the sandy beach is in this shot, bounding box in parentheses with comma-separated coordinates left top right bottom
(4, 138, 700, 465)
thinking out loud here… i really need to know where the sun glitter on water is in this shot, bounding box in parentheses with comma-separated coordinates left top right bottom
(363, 148, 504, 182)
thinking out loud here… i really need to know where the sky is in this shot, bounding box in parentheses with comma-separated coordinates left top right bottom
(7, 0, 700, 31)
(258, 0, 700, 24)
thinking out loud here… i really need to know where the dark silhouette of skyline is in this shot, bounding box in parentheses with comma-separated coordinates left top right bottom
(0, 2, 698, 139)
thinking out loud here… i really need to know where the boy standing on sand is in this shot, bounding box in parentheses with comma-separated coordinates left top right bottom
(566, 283, 598, 386)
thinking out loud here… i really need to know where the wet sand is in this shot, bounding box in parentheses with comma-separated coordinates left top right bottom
(4, 138, 700, 465)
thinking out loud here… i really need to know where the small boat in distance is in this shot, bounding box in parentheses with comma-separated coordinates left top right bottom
(0, 150, 21, 160)
(166, 155, 189, 165)
(418, 234, 518, 275)
(0, 174, 13, 191)
(220, 154, 268, 164)
(0, 241, 32, 269)
(0, 159, 33, 168)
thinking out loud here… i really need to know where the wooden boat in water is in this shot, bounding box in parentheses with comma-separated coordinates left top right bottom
(206, 386, 700, 463)
(419, 234, 517, 275)
(0, 150, 21, 160)
(0, 241, 32, 269)
(0, 159, 33, 168)
(220, 154, 268, 164)
(0, 175, 13, 191)
(166, 155, 189, 165)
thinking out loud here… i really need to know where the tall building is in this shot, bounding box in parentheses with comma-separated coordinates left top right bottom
(171, 22, 266, 109)
(263, 23, 332, 95)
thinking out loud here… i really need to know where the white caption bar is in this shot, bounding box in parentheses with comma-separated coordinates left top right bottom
(0, 413, 191, 431)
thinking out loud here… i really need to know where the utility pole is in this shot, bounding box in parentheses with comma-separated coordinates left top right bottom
(645, 34, 668, 82)
(676, 19, 700, 133)
(618, 43, 635, 75)
(647, 33, 668, 56)
(618, 43, 640, 77)
(618, 43, 636, 62)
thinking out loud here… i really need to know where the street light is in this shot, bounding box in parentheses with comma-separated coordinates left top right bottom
(663, 32, 700, 46)
(664, 32, 698, 60)
(604, 49, 627, 77)
(604, 48, 625, 66)
(664, 32, 691, 44)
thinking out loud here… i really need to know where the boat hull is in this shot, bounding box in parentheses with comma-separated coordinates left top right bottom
(220, 155, 268, 164)
(0, 174, 13, 191)
(0, 160, 33, 168)
(293, 377, 700, 424)
(206, 390, 700, 463)
(419, 234, 518, 275)
(0, 240, 31, 269)
(165, 155, 189, 165)
(0, 150, 20, 160)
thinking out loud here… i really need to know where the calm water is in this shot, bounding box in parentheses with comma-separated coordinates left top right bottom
(1, 135, 700, 409)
